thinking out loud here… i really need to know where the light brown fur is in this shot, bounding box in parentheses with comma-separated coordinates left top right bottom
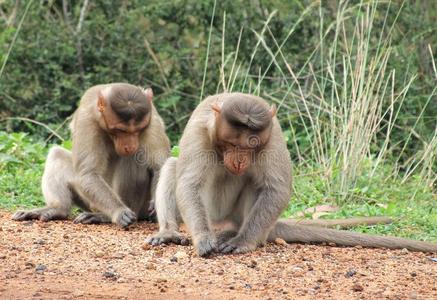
(147, 92, 437, 255)
(13, 83, 170, 227)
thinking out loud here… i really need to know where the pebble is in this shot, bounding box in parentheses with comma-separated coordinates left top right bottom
(35, 264, 47, 274)
(95, 251, 105, 258)
(142, 244, 152, 251)
(103, 271, 117, 279)
(247, 260, 257, 268)
(274, 238, 287, 246)
(170, 256, 178, 263)
(352, 283, 364, 292)
(345, 269, 357, 278)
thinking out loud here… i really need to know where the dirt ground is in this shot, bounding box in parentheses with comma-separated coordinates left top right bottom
(0, 212, 436, 300)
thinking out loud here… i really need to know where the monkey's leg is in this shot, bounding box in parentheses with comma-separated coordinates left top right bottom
(12, 146, 74, 222)
(145, 158, 189, 245)
(268, 219, 437, 253)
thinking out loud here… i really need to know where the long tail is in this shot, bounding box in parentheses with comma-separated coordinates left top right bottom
(269, 219, 437, 253)
(286, 216, 392, 229)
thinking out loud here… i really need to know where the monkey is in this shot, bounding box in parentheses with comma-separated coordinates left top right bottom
(12, 83, 170, 228)
(146, 92, 437, 255)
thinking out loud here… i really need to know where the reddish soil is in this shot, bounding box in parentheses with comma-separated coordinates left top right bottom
(0, 211, 436, 300)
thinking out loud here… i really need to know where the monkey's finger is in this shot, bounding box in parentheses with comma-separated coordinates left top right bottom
(218, 243, 237, 253)
(11, 212, 25, 221)
(12, 211, 37, 221)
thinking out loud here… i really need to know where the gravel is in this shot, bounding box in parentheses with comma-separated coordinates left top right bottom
(0, 212, 436, 299)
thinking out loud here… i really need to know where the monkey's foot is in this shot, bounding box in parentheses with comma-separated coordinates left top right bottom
(73, 212, 110, 224)
(216, 230, 238, 244)
(145, 230, 189, 246)
(114, 208, 137, 228)
(218, 237, 257, 254)
(195, 234, 218, 257)
(12, 207, 68, 222)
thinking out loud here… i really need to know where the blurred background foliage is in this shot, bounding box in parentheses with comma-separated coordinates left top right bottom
(0, 0, 435, 147)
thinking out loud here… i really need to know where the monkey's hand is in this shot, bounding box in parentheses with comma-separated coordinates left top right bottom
(145, 229, 189, 246)
(194, 233, 217, 257)
(113, 208, 137, 228)
(218, 236, 257, 254)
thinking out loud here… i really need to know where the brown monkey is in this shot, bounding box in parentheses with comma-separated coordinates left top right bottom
(146, 92, 437, 255)
(13, 83, 170, 227)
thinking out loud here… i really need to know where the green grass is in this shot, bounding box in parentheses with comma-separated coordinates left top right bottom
(0, 131, 435, 242)
(285, 166, 437, 242)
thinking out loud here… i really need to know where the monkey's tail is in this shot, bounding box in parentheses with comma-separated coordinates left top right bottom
(269, 219, 437, 253)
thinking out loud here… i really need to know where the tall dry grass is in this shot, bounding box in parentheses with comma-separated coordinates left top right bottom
(208, 0, 436, 202)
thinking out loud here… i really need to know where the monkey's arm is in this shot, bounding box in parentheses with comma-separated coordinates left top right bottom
(176, 156, 216, 256)
(71, 131, 136, 227)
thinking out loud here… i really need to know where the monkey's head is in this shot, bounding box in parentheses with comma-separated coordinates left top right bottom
(212, 94, 276, 176)
(97, 84, 153, 156)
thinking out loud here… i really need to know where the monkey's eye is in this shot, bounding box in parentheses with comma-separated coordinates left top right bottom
(113, 128, 127, 134)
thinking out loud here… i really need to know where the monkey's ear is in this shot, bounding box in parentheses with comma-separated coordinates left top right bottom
(144, 88, 153, 103)
(269, 104, 277, 117)
(97, 91, 106, 112)
(211, 102, 222, 114)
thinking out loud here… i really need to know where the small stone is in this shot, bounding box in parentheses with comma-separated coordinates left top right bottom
(217, 270, 224, 275)
(410, 272, 417, 277)
(170, 256, 178, 263)
(409, 291, 418, 299)
(247, 260, 257, 268)
(345, 269, 357, 278)
(142, 244, 152, 251)
(34, 239, 46, 245)
(401, 248, 409, 254)
(35, 264, 47, 274)
(145, 263, 156, 270)
(103, 271, 117, 279)
(328, 242, 336, 247)
(95, 251, 105, 258)
(156, 278, 167, 283)
(25, 262, 35, 269)
(355, 245, 363, 249)
(244, 283, 252, 289)
(352, 283, 364, 292)
(274, 238, 287, 246)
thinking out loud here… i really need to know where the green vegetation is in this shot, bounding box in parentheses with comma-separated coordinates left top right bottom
(0, 1, 435, 240)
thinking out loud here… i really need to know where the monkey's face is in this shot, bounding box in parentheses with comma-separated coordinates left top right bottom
(100, 108, 151, 156)
(216, 121, 270, 176)
(97, 85, 153, 157)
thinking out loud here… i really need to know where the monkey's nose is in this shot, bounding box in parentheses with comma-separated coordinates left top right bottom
(124, 146, 135, 155)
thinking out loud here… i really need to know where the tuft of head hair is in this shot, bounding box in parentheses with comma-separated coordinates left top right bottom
(221, 94, 272, 131)
(109, 84, 151, 122)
